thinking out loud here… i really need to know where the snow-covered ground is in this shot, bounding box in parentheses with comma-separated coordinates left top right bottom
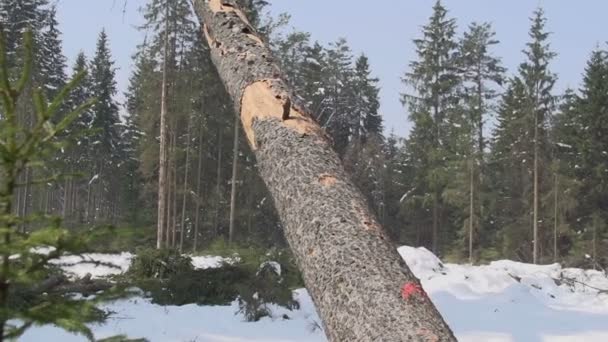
(20, 247, 608, 342)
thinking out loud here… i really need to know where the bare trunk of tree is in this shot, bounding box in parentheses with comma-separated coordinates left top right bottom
(62, 176, 70, 220)
(553, 172, 558, 262)
(533, 109, 539, 264)
(214, 129, 223, 238)
(167, 132, 175, 248)
(476, 76, 484, 255)
(228, 113, 239, 245)
(469, 158, 474, 264)
(157, 0, 170, 249)
(432, 193, 439, 254)
(193, 124, 205, 252)
(171, 132, 178, 248)
(180, 115, 192, 253)
(85, 180, 92, 223)
(192, 2, 456, 340)
(20, 167, 31, 233)
(593, 214, 598, 268)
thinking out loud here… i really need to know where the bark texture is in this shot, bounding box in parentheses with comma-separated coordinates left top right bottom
(193, 1, 457, 340)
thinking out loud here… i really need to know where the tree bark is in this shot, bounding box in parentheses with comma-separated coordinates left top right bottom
(180, 113, 192, 253)
(214, 128, 223, 238)
(172, 132, 178, 248)
(192, 1, 456, 340)
(432, 193, 439, 254)
(469, 158, 474, 264)
(193, 123, 205, 252)
(156, 0, 170, 249)
(228, 112, 239, 245)
(553, 172, 558, 262)
(533, 106, 539, 264)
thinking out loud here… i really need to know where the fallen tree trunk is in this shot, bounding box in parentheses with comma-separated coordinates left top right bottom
(192, 1, 456, 340)
(34, 273, 112, 296)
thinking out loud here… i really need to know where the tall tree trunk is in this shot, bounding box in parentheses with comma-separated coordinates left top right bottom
(62, 176, 70, 220)
(553, 172, 558, 262)
(167, 132, 175, 248)
(193, 124, 205, 252)
(228, 113, 239, 245)
(180, 115, 192, 253)
(533, 108, 539, 264)
(469, 158, 474, 264)
(85, 179, 92, 223)
(476, 76, 484, 251)
(432, 193, 439, 254)
(14, 175, 21, 217)
(157, 0, 170, 249)
(214, 128, 223, 238)
(192, 2, 456, 340)
(171, 132, 178, 248)
(20, 167, 31, 233)
(593, 213, 598, 268)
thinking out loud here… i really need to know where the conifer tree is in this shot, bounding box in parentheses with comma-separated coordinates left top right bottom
(88, 29, 121, 223)
(352, 54, 382, 141)
(401, 0, 460, 254)
(324, 38, 355, 155)
(519, 8, 557, 263)
(559, 49, 608, 265)
(457, 22, 504, 262)
(39, 7, 66, 99)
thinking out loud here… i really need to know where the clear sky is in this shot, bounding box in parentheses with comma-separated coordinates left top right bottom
(56, 0, 608, 137)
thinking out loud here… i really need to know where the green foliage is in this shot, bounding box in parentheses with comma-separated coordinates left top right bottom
(124, 245, 303, 322)
(0, 26, 126, 340)
(87, 226, 156, 253)
(127, 248, 192, 279)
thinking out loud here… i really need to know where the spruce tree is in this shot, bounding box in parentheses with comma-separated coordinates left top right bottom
(299, 42, 327, 116)
(457, 22, 505, 262)
(520, 8, 557, 263)
(489, 78, 531, 260)
(352, 54, 382, 141)
(89, 29, 121, 222)
(563, 49, 608, 265)
(324, 38, 355, 155)
(401, 0, 460, 254)
(38, 7, 66, 99)
(0, 0, 49, 72)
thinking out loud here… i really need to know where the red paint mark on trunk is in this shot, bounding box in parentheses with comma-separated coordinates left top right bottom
(401, 282, 425, 300)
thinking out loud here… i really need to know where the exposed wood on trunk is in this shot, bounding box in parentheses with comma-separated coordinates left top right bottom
(192, 1, 457, 340)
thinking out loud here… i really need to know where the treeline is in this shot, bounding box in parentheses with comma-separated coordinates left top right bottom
(1, 0, 606, 267)
(0, 0, 136, 227)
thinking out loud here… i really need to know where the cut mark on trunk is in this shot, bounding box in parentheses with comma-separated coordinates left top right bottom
(246, 33, 264, 45)
(237, 51, 257, 65)
(416, 328, 440, 342)
(318, 174, 336, 186)
(208, 0, 253, 27)
(353, 201, 382, 232)
(204, 24, 233, 57)
(241, 80, 321, 149)
(203, 24, 215, 48)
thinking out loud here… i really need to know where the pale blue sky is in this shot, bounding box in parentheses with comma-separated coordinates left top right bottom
(57, 0, 608, 137)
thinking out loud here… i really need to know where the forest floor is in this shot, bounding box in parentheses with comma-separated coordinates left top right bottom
(20, 247, 608, 342)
